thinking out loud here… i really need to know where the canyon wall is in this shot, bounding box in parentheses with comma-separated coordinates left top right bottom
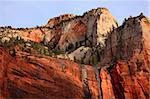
(0, 8, 150, 99)
(99, 14, 150, 99)
(99, 14, 150, 67)
(0, 47, 102, 99)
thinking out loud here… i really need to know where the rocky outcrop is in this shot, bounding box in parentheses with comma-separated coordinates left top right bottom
(99, 14, 150, 66)
(41, 8, 118, 52)
(56, 46, 92, 64)
(46, 14, 76, 27)
(55, 8, 118, 51)
(0, 27, 45, 43)
(44, 8, 118, 64)
(99, 14, 150, 99)
(0, 14, 76, 43)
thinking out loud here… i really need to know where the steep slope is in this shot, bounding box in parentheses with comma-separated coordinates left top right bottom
(99, 14, 150, 99)
(0, 47, 102, 99)
(53, 8, 118, 51)
(44, 8, 118, 64)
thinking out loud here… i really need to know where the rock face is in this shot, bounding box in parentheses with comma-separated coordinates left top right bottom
(0, 48, 9, 98)
(0, 14, 75, 43)
(54, 8, 118, 51)
(99, 15, 150, 99)
(0, 27, 45, 43)
(0, 8, 150, 99)
(56, 46, 93, 64)
(100, 14, 150, 66)
(46, 14, 76, 27)
(0, 47, 102, 99)
(44, 8, 118, 64)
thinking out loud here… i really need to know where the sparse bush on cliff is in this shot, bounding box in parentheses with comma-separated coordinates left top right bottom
(0, 37, 24, 49)
(52, 50, 65, 55)
(0, 36, 53, 56)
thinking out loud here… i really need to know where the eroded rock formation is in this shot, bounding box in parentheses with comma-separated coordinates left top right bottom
(0, 8, 118, 65)
(46, 14, 76, 27)
(99, 14, 150, 99)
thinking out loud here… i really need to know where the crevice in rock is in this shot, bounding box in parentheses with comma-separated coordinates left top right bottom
(110, 33, 114, 58)
(94, 65, 103, 99)
(137, 80, 149, 98)
(30, 84, 45, 92)
(22, 69, 53, 83)
(107, 65, 125, 99)
(28, 61, 46, 71)
(12, 68, 26, 77)
(81, 64, 91, 99)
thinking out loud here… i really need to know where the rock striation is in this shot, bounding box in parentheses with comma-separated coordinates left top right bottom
(0, 47, 101, 99)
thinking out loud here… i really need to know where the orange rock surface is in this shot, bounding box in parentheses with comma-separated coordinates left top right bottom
(0, 47, 83, 98)
(0, 47, 101, 98)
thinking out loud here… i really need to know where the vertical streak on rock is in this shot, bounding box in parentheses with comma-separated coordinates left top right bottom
(117, 29, 123, 60)
(109, 67, 125, 99)
(81, 64, 91, 99)
(110, 33, 114, 58)
(100, 68, 116, 99)
(127, 63, 138, 98)
(94, 65, 103, 99)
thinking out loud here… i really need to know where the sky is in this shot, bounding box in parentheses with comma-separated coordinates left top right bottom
(0, 0, 149, 28)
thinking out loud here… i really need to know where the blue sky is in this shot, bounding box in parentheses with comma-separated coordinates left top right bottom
(0, 0, 149, 28)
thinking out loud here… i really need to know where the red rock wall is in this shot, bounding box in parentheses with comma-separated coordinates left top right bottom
(0, 47, 102, 99)
(99, 15, 150, 99)
(0, 48, 9, 98)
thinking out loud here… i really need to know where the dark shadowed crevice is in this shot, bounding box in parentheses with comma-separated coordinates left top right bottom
(81, 64, 91, 99)
(28, 61, 46, 70)
(11, 68, 26, 77)
(107, 65, 125, 99)
(137, 80, 148, 98)
(94, 66, 103, 99)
